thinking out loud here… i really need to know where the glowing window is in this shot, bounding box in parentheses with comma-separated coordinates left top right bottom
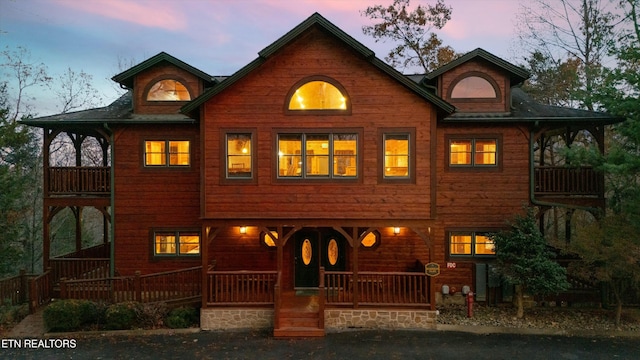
(147, 79, 191, 101)
(449, 232, 495, 257)
(154, 231, 200, 256)
(360, 231, 380, 249)
(145, 140, 190, 167)
(384, 134, 410, 178)
(226, 133, 253, 178)
(278, 133, 358, 179)
(261, 231, 277, 248)
(451, 76, 496, 98)
(449, 139, 496, 167)
(288, 81, 347, 110)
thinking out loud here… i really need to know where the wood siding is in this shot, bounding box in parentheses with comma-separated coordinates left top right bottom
(113, 123, 201, 275)
(202, 28, 436, 221)
(432, 123, 531, 289)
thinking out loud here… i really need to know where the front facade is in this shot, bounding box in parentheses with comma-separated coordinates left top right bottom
(24, 13, 619, 335)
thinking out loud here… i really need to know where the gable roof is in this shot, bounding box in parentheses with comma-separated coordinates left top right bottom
(112, 51, 216, 89)
(182, 12, 455, 115)
(426, 48, 530, 86)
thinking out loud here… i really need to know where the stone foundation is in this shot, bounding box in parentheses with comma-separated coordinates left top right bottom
(324, 309, 437, 331)
(200, 308, 274, 331)
(200, 308, 437, 332)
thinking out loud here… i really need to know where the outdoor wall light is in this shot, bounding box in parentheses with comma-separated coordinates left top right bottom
(442, 284, 450, 295)
(239, 226, 247, 234)
(462, 285, 471, 295)
(393, 227, 400, 235)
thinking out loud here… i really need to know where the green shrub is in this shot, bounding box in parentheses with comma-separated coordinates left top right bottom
(43, 300, 82, 332)
(0, 303, 29, 326)
(105, 302, 139, 330)
(135, 302, 168, 329)
(165, 306, 199, 329)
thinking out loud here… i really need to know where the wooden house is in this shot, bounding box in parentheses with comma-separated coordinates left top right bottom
(23, 13, 620, 336)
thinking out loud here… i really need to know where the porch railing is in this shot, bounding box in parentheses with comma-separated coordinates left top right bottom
(205, 270, 278, 306)
(48, 166, 110, 195)
(0, 270, 30, 306)
(29, 269, 53, 313)
(49, 258, 110, 285)
(59, 266, 202, 305)
(324, 271, 430, 308)
(60, 243, 110, 259)
(534, 166, 603, 196)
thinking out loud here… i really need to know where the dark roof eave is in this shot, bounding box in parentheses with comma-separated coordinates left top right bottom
(441, 116, 623, 125)
(21, 118, 196, 128)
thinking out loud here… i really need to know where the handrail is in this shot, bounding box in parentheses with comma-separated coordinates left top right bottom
(534, 166, 603, 195)
(206, 270, 277, 306)
(29, 269, 52, 314)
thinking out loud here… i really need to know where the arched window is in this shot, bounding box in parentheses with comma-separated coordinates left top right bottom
(146, 79, 191, 101)
(450, 75, 498, 99)
(286, 77, 350, 112)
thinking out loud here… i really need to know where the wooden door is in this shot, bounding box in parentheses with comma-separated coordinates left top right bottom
(295, 230, 319, 288)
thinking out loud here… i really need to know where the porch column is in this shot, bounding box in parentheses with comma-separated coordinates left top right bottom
(352, 227, 359, 308)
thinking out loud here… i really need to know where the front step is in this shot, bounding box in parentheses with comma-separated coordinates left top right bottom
(274, 314, 324, 337)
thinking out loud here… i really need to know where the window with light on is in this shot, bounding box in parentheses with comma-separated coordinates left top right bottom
(288, 81, 347, 110)
(278, 133, 357, 179)
(226, 133, 252, 178)
(449, 139, 496, 166)
(145, 140, 190, 167)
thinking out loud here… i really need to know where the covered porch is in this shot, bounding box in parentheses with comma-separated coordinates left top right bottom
(200, 220, 437, 336)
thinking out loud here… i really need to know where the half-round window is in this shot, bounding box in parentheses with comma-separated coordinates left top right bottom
(287, 77, 349, 112)
(147, 79, 191, 101)
(450, 76, 497, 99)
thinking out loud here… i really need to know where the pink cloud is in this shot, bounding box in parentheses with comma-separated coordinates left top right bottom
(53, 0, 187, 31)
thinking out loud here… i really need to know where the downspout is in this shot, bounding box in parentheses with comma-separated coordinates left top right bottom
(105, 123, 115, 277)
(529, 129, 600, 213)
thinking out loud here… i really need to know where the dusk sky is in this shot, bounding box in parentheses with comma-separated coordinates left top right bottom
(1, 0, 525, 116)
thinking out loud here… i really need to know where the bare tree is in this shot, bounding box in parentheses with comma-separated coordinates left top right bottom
(50, 67, 103, 114)
(361, 0, 459, 73)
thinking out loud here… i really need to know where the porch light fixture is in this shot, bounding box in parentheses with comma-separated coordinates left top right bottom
(239, 226, 247, 234)
(393, 227, 401, 235)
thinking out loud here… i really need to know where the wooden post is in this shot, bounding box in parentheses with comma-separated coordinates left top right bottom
(19, 269, 27, 304)
(28, 277, 36, 314)
(134, 271, 141, 302)
(318, 267, 325, 329)
(352, 228, 359, 309)
(59, 277, 67, 299)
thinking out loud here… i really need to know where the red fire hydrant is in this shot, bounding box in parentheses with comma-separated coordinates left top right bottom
(466, 291, 474, 318)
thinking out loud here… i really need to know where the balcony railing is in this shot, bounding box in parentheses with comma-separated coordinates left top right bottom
(534, 166, 603, 196)
(48, 167, 110, 195)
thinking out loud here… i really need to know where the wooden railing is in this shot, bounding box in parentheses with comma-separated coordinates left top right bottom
(534, 166, 603, 196)
(49, 258, 110, 284)
(48, 166, 110, 195)
(60, 243, 110, 259)
(324, 271, 430, 308)
(59, 266, 202, 305)
(205, 270, 278, 306)
(29, 269, 53, 313)
(0, 270, 29, 306)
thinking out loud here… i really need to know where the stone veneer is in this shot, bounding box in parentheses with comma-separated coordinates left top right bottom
(201, 308, 437, 331)
(324, 309, 437, 330)
(201, 309, 274, 330)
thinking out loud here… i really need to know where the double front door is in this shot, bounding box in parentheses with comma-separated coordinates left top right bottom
(294, 229, 346, 288)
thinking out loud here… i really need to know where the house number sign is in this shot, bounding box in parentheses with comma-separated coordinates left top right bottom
(424, 262, 440, 277)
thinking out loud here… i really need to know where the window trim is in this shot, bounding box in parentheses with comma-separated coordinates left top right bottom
(273, 128, 363, 183)
(446, 229, 498, 259)
(142, 138, 192, 168)
(378, 128, 416, 184)
(445, 134, 502, 172)
(220, 129, 257, 185)
(284, 75, 352, 115)
(447, 72, 501, 103)
(359, 229, 381, 250)
(142, 75, 194, 104)
(150, 229, 201, 260)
